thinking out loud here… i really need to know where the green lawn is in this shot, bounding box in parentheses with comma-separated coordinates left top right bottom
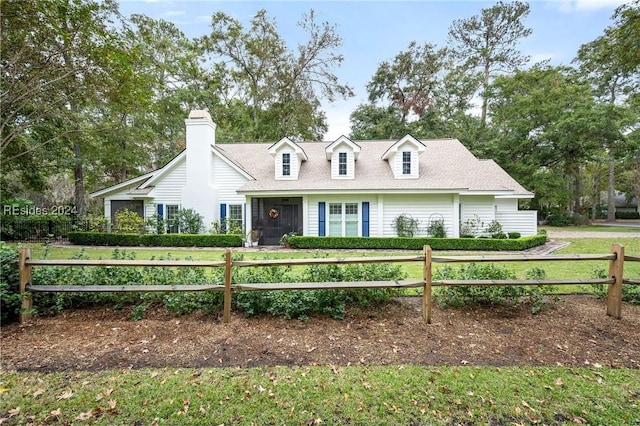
(14, 236, 640, 283)
(2, 366, 638, 425)
(4, 239, 639, 425)
(541, 223, 640, 233)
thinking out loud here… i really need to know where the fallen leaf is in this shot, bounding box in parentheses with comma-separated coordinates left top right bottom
(32, 388, 45, 398)
(50, 409, 62, 417)
(75, 409, 94, 421)
(555, 378, 564, 387)
(58, 390, 73, 400)
(8, 408, 20, 418)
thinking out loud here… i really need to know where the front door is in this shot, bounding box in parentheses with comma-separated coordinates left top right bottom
(252, 197, 302, 245)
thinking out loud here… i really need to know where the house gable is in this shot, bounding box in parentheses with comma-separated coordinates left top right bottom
(268, 137, 308, 180)
(325, 136, 361, 180)
(381, 134, 426, 179)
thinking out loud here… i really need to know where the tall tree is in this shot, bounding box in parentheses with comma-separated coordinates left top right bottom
(1, 0, 133, 213)
(487, 66, 602, 213)
(575, 4, 640, 222)
(200, 9, 353, 142)
(448, 1, 532, 130)
(351, 42, 467, 140)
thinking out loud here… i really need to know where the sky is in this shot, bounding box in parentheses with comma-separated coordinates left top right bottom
(118, 0, 628, 140)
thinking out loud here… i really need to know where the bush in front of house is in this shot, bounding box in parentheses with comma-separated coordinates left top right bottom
(31, 249, 224, 319)
(615, 211, 640, 219)
(288, 234, 547, 251)
(590, 267, 640, 305)
(113, 209, 145, 233)
(0, 242, 22, 323)
(68, 231, 242, 247)
(233, 253, 406, 320)
(434, 263, 552, 314)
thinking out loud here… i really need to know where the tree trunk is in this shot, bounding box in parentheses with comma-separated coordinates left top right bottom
(606, 152, 616, 223)
(73, 142, 85, 216)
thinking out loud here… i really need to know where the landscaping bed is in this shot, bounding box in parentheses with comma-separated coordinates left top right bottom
(2, 295, 639, 372)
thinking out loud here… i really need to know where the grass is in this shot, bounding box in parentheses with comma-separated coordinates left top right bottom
(12, 236, 640, 284)
(3, 237, 639, 424)
(541, 223, 640, 233)
(1, 366, 638, 425)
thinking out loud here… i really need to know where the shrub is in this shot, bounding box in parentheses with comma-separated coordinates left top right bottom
(591, 267, 640, 305)
(68, 232, 242, 247)
(485, 220, 504, 239)
(546, 213, 574, 227)
(393, 214, 420, 237)
(113, 209, 144, 234)
(85, 214, 110, 232)
(460, 215, 484, 237)
(0, 242, 22, 323)
(233, 255, 406, 320)
(434, 263, 549, 314)
(508, 232, 521, 239)
(145, 213, 166, 234)
(426, 219, 446, 238)
(173, 208, 204, 234)
(0, 215, 73, 240)
(31, 249, 223, 318)
(288, 235, 547, 251)
(615, 211, 640, 219)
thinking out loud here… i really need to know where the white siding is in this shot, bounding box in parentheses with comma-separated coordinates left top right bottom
(149, 160, 187, 205)
(459, 195, 495, 234)
(496, 210, 538, 236)
(211, 155, 249, 205)
(495, 198, 518, 212)
(381, 194, 454, 237)
(274, 147, 300, 180)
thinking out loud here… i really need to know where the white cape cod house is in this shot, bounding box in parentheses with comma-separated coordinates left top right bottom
(91, 110, 537, 245)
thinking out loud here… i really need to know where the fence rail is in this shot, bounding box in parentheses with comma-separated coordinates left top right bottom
(18, 244, 637, 324)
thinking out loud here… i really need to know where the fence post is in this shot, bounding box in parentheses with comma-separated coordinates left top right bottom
(19, 247, 33, 323)
(607, 243, 624, 319)
(223, 248, 232, 323)
(423, 245, 432, 324)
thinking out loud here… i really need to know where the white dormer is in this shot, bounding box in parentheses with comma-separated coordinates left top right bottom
(325, 136, 361, 180)
(381, 134, 426, 179)
(268, 137, 308, 180)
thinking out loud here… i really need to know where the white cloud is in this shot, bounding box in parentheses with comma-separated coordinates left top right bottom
(164, 10, 186, 17)
(549, 0, 627, 13)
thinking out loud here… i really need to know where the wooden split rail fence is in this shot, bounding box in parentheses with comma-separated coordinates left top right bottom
(18, 244, 639, 324)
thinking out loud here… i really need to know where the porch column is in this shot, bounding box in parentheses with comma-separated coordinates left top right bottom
(245, 196, 252, 237)
(302, 196, 309, 236)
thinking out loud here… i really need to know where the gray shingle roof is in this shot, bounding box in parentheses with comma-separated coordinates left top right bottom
(215, 138, 532, 196)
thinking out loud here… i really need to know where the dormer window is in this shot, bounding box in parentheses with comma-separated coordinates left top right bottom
(268, 137, 308, 180)
(282, 153, 291, 176)
(402, 151, 411, 175)
(325, 136, 361, 180)
(338, 152, 347, 176)
(381, 134, 426, 179)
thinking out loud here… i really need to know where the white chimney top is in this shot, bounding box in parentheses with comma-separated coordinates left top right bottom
(188, 110, 211, 120)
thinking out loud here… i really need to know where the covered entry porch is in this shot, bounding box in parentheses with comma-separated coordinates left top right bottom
(250, 197, 303, 245)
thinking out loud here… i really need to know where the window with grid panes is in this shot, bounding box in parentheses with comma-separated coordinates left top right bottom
(402, 151, 411, 175)
(282, 153, 291, 176)
(338, 152, 347, 176)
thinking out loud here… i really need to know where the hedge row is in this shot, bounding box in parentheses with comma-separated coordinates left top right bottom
(288, 235, 547, 251)
(615, 211, 640, 219)
(69, 232, 243, 247)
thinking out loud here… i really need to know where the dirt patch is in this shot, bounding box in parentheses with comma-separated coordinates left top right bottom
(2, 296, 639, 372)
